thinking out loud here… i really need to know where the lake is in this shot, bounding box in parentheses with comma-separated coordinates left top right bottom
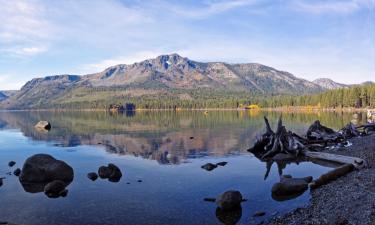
(0, 110, 366, 225)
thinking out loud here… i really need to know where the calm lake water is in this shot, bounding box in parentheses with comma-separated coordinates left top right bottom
(0, 110, 366, 225)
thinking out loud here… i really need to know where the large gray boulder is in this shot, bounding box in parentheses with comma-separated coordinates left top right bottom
(271, 175, 312, 201)
(19, 154, 74, 184)
(216, 190, 243, 211)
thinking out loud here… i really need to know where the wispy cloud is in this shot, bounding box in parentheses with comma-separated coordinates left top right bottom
(292, 0, 375, 14)
(163, 0, 258, 19)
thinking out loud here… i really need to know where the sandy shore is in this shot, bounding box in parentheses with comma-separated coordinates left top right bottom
(267, 133, 375, 225)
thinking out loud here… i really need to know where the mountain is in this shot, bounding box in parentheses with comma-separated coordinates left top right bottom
(0, 54, 326, 109)
(313, 78, 349, 90)
(0, 92, 7, 101)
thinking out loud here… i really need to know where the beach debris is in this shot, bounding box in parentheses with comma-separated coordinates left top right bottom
(34, 121, 51, 131)
(98, 163, 122, 182)
(87, 172, 98, 181)
(8, 161, 15, 167)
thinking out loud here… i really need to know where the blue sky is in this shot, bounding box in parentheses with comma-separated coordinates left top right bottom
(0, 0, 374, 90)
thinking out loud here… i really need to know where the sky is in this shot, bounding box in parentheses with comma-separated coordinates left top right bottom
(0, 0, 374, 90)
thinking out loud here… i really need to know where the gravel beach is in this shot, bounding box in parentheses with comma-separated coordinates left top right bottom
(267, 133, 375, 225)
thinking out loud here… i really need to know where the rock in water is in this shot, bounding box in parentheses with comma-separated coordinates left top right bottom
(87, 172, 98, 181)
(0, 178, 4, 187)
(201, 163, 217, 171)
(216, 162, 228, 167)
(13, 168, 21, 176)
(19, 154, 74, 183)
(98, 163, 122, 182)
(44, 180, 68, 198)
(253, 211, 266, 217)
(8, 161, 16, 167)
(35, 121, 51, 131)
(216, 190, 243, 211)
(271, 175, 312, 201)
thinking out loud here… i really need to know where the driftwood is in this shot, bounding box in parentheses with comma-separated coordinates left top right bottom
(306, 120, 343, 142)
(340, 122, 361, 139)
(309, 164, 354, 189)
(303, 150, 366, 169)
(248, 116, 306, 159)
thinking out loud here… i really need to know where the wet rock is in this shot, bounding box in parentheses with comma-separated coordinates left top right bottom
(189, 137, 194, 139)
(98, 163, 122, 182)
(137, 179, 142, 183)
(216, 190, 243, 211)
(19, 154, 74, 184)
(87, 172, 98, 181)
(35, 121, 51, 131)
(253, 211, 266, 217)
(204, 197, 216, 202)
(44, 180, 68, 198)
(201, 163, 218, 171)
(13, 168, 21, 176)
(0, 177, 4, 187)
(8, 161, 15, 167)
(216, 206, 242, 225)
(216, 162, 228, 167)
(271, 175, 312, 201)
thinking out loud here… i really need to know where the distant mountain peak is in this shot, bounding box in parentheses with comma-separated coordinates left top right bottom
(313, 78, 348, 90)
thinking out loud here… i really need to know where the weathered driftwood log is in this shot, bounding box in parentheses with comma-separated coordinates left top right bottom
(309, 164, 354, 189)
(303, 150, 366, 169)
(306, 120, 343, 142)
(356, 122, 375, 133)
(248, 117, 306, 159)
(340, 122, 361, 139)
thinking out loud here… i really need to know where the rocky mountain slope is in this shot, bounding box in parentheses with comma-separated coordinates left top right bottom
(313, 78, 349, 90)
(0, 54, 327, 109)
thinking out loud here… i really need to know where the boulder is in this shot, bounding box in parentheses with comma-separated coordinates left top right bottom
(44, 180, 68, 198)
(87, 172, 98, 181)
(216, 190, 243, 211)
(8, 161, 16, 167)
(35, 121, 51, 131)
(13, 168, 21, 176)
(201, 163, 217, 171)
(19, 154, 74, 184)
(271, 175, 312, 201)
(98, 163, 122, 182)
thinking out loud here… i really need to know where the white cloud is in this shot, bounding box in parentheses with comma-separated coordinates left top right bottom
(0, 75, 25, 90)
(292, 0, 375, 14)
(163, 0, 258, 19)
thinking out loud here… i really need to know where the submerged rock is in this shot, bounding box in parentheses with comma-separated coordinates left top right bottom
(35, 121, 51, 131)
(271, 175, 312, 201)
(19, 154, 74, 183)
(44, 180, 68, 198)
(253, 211, 266, 217)
(8, 161, 16, 167)
(87, 172, 98, 181)
(98, 163, 122, 182)
(216, 206, 242, 225)
(201, 163, 218, 171)
(216, 190, 243, 211)
(13, 168, 21, 176)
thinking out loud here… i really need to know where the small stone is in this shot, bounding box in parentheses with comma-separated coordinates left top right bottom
(13, 168, 21, 176)
(253, 211, 266, 217)
(216, 190, 243, 211)
(203, 197, 216, 202)
(98, 163, 122, 182)
(87, 172, 98, 181)
(201, 163, 217, 171)
(137, 180, 142, 182)
(8, 161, 16, 167)
(216, 162, 228, 167)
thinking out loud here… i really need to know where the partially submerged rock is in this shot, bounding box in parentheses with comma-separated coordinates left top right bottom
(19, 154, 74, 197)
(253, 211, 266, 217)
(44, 180, 68, 198)
(216, 190, 243, 211)
(271, 175, 312, 201)
(216, 162, 228, 167)
(0, 177, 4, 187)
(13, 168, 21, 176)
(8, 161, 16, 167)
(98, 163, 122, 182)
(215, 206, 242, 225)
(201, 163, 217, 171)
(87, 172, 98, 181)
(19, 154, 74, 183)
(34, 121, 51, 131)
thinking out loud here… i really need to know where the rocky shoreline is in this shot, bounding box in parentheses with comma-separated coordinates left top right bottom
(267, 133, 375, 225)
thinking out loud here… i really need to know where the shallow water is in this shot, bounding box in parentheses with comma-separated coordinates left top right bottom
(0, 110, 366, 225)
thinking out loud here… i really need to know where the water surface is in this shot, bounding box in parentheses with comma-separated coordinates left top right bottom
(0, 110, 364, 225)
